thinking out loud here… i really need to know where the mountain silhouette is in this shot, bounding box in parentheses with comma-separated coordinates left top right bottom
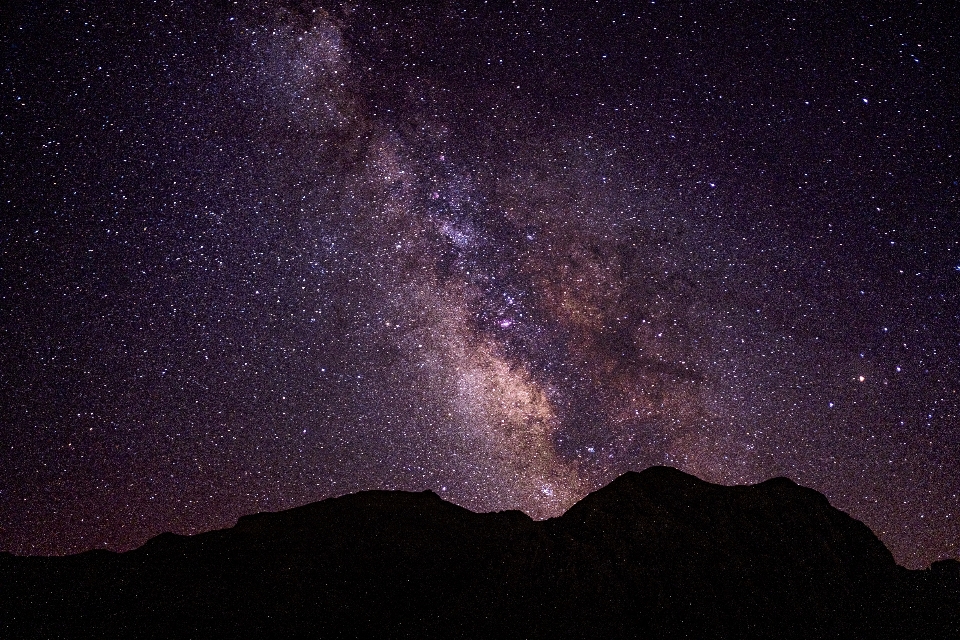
(2, 467, 957, 638)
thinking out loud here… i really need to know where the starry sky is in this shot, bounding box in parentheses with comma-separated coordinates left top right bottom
(1, 1, 958, 569)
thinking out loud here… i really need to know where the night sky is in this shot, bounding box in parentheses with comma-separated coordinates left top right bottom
(2, 1, 957, 569)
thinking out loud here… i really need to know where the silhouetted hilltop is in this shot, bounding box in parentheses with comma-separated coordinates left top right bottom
(2, 467, 957, 639)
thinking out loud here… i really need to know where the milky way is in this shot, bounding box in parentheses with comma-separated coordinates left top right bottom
(2, 2, 957, 568)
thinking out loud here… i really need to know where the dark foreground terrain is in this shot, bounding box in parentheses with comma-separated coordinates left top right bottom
(2, 467, 957, 638)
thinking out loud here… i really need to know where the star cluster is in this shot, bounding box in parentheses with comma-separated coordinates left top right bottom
(1, 1, 957, 568)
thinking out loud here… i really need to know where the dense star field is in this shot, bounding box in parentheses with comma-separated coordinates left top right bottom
(1, 1, 957, 569)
